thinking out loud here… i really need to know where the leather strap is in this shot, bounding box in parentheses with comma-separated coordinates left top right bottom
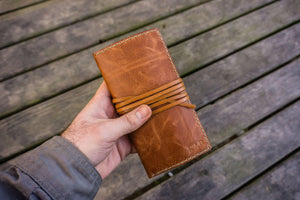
(113, 78, 196, 115)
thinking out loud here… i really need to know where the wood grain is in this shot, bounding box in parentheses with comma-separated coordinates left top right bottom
(1, 0, 291, 118)
(0, 0, 206, 81)
(1, 26, 299, 160)
(136, 100, 300, 200)
(0, 0, 45, 14)
(1, 1, 299, 199)
(1, 46, 299, 200)
(97, 29, 300, 200)
(229, 151, 300, 200)
(171, 0, 300, 76)
(94, 154, 165, 200)
(0, 0, 136, 48)
(185, 24, 300, 110)
(198, 58, 300, 146)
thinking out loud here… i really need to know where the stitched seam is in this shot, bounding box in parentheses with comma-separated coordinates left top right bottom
(94, 29, 211, 176)
(150, 110, 211, 176)
(151, 143, 211, 177)
(155, 29, 209, 143)
(150, 31, 211, 176)
(94, 29, 157, 56)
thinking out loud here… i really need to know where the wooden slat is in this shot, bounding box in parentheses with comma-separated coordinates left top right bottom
(197, 58, 300, 146)
(1, 15, 299, 161)
(1, 0, 298, 198)
(0, 0, 136, 48)
(94, 26, 300, 199)
(171, 0, 300, 76)
(1, 41, 300, 200)
(94, 154, 164, 200)
(93, 27, 300, 200)
(229, 150, 300, 200)
(0, 0, 44, 14)
(0, 0, 207, 81)
(185, 24, 300, 110)
(136, 100, 300, 200)
(0, 149, 165, 199)
(2, 0, 295, 118)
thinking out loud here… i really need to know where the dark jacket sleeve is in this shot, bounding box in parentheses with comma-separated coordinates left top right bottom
(0, 136, 102, 200)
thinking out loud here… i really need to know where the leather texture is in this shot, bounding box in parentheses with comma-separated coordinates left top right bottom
(93, 28, 211, 178)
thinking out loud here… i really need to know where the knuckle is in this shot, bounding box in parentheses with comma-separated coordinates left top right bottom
(123, 114, 139, 129)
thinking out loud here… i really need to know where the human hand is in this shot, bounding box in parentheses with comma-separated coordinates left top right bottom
(62, 81, 152, 179)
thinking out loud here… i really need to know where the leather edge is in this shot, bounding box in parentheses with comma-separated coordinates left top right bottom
(92, 29, 212, 178)
(93, 28, 160, 57)
(147, 109, 212, 178)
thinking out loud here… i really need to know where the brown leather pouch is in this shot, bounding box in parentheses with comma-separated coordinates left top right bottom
(93, 28, 211, 178)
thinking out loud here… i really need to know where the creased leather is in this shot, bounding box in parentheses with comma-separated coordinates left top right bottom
(93, 28, 211, 178)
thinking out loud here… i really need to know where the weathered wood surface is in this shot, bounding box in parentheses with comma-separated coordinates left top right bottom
(136, 100, 300, 200)
(1, 0, 294, 118)
(1, 0, 299, 199)
(0, 0, 136, 48)
(1, 48, 299, 200)
(94, 154, 165, 200)
(172, 0, 300, 76)
(229, 150, 300, 200)
(198, 58, 300, 146)
(0, 78, 101, 160)
(0, 0, 207, 81)
(184, 24, 300, 110)
(1, 21, 299, 161)
(94, 26, 300, 200)
(0, 0, 44, 14)
(70, 38, 300, 200)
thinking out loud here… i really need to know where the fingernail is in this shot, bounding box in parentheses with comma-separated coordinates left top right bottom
(136, 105, 150, 119)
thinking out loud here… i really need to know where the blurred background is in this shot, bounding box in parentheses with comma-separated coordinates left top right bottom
(0, 0, 299, 199)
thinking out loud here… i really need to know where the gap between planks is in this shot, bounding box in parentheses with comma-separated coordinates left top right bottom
(0, 0, 48, 16)
(0, 0, 140, 50)
(0, 0, 274, 81)
(1, 0, 295, 119)
(134, 99, 300, 200)
(122, 59, 300, 199)
(1, 21, 299, 163)
(1, 56, 299, 200)
(223, 147, 300, 200)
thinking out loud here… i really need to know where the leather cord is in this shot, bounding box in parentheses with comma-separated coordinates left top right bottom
(112, 78, 196, 115)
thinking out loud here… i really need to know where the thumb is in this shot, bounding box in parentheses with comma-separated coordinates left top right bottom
(103, 105, 152, 140)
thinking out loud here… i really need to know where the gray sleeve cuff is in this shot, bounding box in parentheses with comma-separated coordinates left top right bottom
(10, 136, 102, 200)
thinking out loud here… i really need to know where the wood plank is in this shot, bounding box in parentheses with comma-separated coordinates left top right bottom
(197, 58, 300, 146)
(0, 0, 136, 48)
(185, 23, 300, 110)
(94, 154, 164, 200)
(1, 0, 293, 118)
(0, 0, 207, 81)
(136, 100, 300, 200)
(94, 26, 300, 200)
(0, 0, 45, 14)
(0, 149, 165, 199)
(1, 24, 299, 160)
(0, 78, 101, 160)
(1, 46, 300, 200)
(228, 150, 300, 200)
(1, 0, 298, 197)
(172, 0, 300, 76)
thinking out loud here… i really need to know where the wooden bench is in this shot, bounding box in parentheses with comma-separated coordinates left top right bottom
(0, 0, 299, 199)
